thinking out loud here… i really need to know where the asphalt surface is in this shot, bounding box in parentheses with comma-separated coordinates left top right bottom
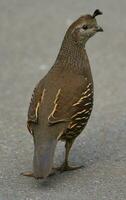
(0, 0, 126, 199)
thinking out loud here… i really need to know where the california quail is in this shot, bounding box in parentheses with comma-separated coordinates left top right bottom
(22, 9, 103, 179)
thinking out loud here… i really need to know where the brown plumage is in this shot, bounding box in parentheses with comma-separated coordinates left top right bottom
(22, 9, 103, 179)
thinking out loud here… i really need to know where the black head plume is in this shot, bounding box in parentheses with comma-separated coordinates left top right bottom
(92, 9, 103, 18)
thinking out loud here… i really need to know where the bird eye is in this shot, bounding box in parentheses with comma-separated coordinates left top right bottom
(82, 25, 88, 30)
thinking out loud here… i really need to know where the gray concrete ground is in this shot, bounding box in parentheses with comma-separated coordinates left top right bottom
(0, 0, 126, 199)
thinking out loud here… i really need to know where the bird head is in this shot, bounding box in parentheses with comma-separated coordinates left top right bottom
(67, 9, 103, 46)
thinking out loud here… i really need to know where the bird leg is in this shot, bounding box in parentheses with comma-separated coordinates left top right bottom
(57, 139, 83, 172)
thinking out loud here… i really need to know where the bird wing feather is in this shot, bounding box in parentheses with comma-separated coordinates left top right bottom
(27, 79, 45, 134)
(47, 76, 89, 126)
(27, 73, 92, 135)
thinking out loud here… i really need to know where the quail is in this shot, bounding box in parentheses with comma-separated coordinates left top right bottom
(22, 9, 103, 179)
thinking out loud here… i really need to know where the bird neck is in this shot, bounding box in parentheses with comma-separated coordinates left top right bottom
(54, 32, 91, 76)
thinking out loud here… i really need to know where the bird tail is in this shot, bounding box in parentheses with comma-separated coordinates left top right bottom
(33, 134, 57, 179)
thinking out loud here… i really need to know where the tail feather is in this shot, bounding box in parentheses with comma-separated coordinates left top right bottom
(33, 136, 57, 178)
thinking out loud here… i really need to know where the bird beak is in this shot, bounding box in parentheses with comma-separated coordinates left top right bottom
(95, 25, 103, 32)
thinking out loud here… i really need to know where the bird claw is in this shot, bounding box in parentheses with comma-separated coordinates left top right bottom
(20, 171, 43, 179)
(55, 164, 84, 173)
(20, 171, 34, 177)
(20, 169, 56, 179)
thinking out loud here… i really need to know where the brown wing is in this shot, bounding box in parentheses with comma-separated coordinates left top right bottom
(47, 88, 70, 126)
(57, 82, 94, 140)
(47, 76, 91, 126)
(27, 79, 45, 134)
(67, 82, 94, 129)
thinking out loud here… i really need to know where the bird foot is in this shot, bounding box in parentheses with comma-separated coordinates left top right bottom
(20, 169, 56, 179)
(20, 171, 34, 177)
(55, 163, 84, 173)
